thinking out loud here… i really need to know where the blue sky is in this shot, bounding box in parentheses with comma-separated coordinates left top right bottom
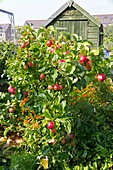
(0, 0, 113, 25)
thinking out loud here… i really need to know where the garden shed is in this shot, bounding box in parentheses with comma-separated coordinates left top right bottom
(43, 0, 103, 48)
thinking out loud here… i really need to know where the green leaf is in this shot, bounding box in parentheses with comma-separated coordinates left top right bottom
(81, 78, 87, 89)
(44, 109, 52, 119)
(16, 93, 22, 100)
(38, 67, 46, 73)
(59, 62, 66, 69)
(66, 77, 73, 87)
(64, 120, 71, 134)
(52, 69, 58, 81)
(73, 77, 78, 84)
(38, 93, 47, 99)
(61, 100, 66, 111)
(82, 150, 87, 158)
(0, 166, 4, 170)
(66, 65, 76, 75)
(4, 127, 11, 138)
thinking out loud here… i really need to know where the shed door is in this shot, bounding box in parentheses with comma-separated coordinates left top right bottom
(54, 20, 88, 40)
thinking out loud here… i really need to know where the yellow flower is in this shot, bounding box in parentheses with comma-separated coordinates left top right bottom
(41, 157, 48, 169)
(23, 119, 30, 124)
(35, 115, 42, 119)
(32, 122, 39, 129)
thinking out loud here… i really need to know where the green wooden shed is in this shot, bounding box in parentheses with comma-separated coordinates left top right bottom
(43, 0, 103, 48)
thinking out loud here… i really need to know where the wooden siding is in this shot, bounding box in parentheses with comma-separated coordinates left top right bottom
(87, 21, 99, 47)
(47, 6, 102, 48)
(53, 20, 88, 40)
(50, 7, 88, 40)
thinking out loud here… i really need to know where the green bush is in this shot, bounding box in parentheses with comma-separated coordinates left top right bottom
(0, 41, 15, 92)
(10, 152, 38, 170)
(0, 25, 113, 169)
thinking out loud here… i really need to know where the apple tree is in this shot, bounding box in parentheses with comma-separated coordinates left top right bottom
(1, 25, 113, 169)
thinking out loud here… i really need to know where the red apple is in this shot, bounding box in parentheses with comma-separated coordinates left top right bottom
(23, 91, 28, 98)
(69, 133, 74, 139)
(54, 84, 59, 91)
(28, 61, 33, 67)
(21, 42, 27, 48)
(61, 139, 66, 145)
(84, 60, 91, 70)
(47, 121, 54, 129)
(8, 86, 16, 94)
(23, 64, 28, 70)
(9, 107, 14, 113)
(58, 85, 63, 91)
(50, 48, 54, 54)
(48, 85, 53, 90)
(39, 73, 45, 80)
(97, 73, 106, 82)
(86, 59, 91, 67)
(79, 55, 87, 65)
(46, 40, 52, 47)
(58, 59, 65, 65)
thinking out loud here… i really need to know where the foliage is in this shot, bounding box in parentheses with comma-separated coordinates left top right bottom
(0, 25, 113, 169)
(0, 41, 15, 92)
(10, 152, 38, 170)
(103, 24, 113, 51)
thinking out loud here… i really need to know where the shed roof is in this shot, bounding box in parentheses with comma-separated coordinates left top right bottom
(24, 20, 46, 29)
(93, 14, 113, 26)
(0, 24, 11, 32)
(43, 0, 101, 27)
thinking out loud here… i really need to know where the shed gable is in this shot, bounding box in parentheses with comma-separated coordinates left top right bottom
(43, 0, 103, 48)
(58, 7, 87, 20)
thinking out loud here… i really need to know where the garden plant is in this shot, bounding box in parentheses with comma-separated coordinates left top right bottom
(0, 25, 113, 169)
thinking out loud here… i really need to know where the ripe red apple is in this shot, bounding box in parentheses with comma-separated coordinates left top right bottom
(97, 73, 106, 82)
(23, 91, 28, 98)
(50, 48, 54, 54)
(69, 133, 74, 139)
(54, 84, 59, 91)
(28, 61, 33, 67)
(23, 64, 28, 70)
(58, 59, 65, 65)
(84, 60, 91, 70)
(47, 121, 54, 129)
(79, 55, 87, 65)
(21, 42, 27, 48)
(48, 85, 53, 90)
(61, 138, 66, 145)
(8, 86, 16, 94)
(9, 107, 14, 113)
(58, 85, 63, 91)
(86, 59, 91, 67)
(39, 73, 45, 80)
(46, 40, 52, 47)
